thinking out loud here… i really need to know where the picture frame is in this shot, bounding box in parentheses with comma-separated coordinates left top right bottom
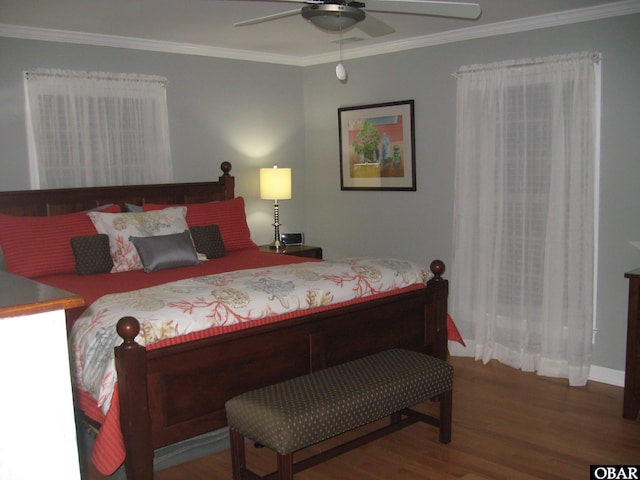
(338, 100, 416, 191)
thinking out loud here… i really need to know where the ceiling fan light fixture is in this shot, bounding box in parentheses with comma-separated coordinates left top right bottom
(301, 4, 365, 31)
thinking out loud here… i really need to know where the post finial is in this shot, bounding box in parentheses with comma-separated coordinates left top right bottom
(117, 316, 141, 349)
(430, 260, 446, 279)
(220, 161, 232, 176)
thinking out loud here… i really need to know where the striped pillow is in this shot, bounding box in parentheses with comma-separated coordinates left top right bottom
(0, 204, 121, 278)
(143, 197, 257, 252)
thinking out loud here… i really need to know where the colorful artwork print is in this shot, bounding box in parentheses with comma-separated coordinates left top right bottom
(339, 100, 416, 191)
(348, 115, 405, 178)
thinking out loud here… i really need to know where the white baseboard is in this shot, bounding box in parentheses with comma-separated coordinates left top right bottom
(589, 364, 625, 387)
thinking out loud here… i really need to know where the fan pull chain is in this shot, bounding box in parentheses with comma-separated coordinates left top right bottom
(336, 27, 347, 81)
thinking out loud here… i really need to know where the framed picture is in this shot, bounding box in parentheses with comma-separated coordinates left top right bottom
(338, 100, 416, 191)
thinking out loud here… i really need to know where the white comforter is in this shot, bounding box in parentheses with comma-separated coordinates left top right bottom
(69, 257, 431, 414)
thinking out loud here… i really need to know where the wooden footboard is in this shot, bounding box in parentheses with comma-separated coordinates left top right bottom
(114, 260, 448, 480)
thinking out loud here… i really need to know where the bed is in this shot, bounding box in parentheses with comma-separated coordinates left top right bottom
(0, 162, 451, 480)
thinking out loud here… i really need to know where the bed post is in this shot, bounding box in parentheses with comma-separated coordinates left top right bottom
(427, 260, 449, 361)
(115, 316, 153, 480)
(219, 161, 235, 200)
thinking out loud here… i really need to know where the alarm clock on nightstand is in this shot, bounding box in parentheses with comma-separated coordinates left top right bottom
(280, 233, 304, 246)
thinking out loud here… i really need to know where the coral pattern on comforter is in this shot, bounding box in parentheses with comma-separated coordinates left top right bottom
(70, 257, 431, 415)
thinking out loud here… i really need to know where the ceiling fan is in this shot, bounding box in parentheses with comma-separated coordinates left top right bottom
(233, 0, 482, 38)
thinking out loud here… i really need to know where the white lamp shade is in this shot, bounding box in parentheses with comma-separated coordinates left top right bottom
(260, 167, 292, 200)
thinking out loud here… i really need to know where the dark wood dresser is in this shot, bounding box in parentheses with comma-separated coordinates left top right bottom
(623, 268, 640, 420)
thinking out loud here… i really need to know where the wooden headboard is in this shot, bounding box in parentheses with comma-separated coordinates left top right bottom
(0, 162, 234, 216)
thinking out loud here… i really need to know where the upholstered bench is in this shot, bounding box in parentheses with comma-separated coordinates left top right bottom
(225, 348, 454, 480)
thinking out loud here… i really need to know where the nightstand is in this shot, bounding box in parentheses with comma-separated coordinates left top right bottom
(259, 244, 323, 260)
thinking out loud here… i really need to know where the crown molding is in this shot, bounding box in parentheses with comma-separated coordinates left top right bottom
(0, 23, 304, 65)
(301, 0, 640, 65)
(1, 0, 638, 67)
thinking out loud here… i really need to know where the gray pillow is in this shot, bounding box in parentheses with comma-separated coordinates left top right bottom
(130, 230, 201, 272)
(85, 203, 115, 212)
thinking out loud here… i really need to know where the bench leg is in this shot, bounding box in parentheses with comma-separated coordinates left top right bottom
(439, 390, 452, 444)
(230, 428, 246, 480)
(390, 411, 402, 424)
(277, 453, 294, 480)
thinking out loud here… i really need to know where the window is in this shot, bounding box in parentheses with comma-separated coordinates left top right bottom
(24, 69, 173, 189)
(450, 53, 601, 386)
(497, 83, 553, 310)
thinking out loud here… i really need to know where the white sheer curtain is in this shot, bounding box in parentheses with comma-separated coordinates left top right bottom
(24, 69, 173, 189)
(450, 52, 601, 386)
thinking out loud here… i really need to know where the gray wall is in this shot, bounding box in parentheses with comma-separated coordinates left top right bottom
(0, 14, 638, 373)
(302, 14, 640, 373)
(0, 37, 306, 244)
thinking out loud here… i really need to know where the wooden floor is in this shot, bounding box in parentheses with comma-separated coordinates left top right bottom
(85, 356, 639, 480)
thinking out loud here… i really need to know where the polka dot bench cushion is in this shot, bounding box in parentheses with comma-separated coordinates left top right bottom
(225, 348, 453, 455)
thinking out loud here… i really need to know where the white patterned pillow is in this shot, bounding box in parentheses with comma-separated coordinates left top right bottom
(89, 207, 189, 272)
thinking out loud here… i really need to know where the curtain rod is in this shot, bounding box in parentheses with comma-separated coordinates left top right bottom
(25, 69, 168, 85)
(453, 51, 601, 77)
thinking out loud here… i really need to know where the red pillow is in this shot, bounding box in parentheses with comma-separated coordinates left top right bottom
(143, 197, 257, 252)
(0, 204, 121, 278)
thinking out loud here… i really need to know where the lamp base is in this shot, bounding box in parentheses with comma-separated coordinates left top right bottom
(268, 240, 286, 253)
(269, 200, 286, 253)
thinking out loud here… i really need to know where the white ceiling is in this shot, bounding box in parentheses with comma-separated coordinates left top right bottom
(1, 0, 638, 65)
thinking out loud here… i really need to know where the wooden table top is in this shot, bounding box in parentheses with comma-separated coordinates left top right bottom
(0, 271, 84, 318)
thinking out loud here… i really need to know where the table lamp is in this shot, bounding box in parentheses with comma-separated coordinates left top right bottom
(260, 165, 291, 251)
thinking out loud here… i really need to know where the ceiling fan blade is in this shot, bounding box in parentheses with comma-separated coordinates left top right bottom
(261, 0, 322, 3)
(234, 8, 301, 27)
(357, 13, 395, 37)
(243, 0, 320, 3)
(365, 0, 481, 20)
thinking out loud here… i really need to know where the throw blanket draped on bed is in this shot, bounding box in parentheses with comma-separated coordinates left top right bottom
(70, 257, 431, 417)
